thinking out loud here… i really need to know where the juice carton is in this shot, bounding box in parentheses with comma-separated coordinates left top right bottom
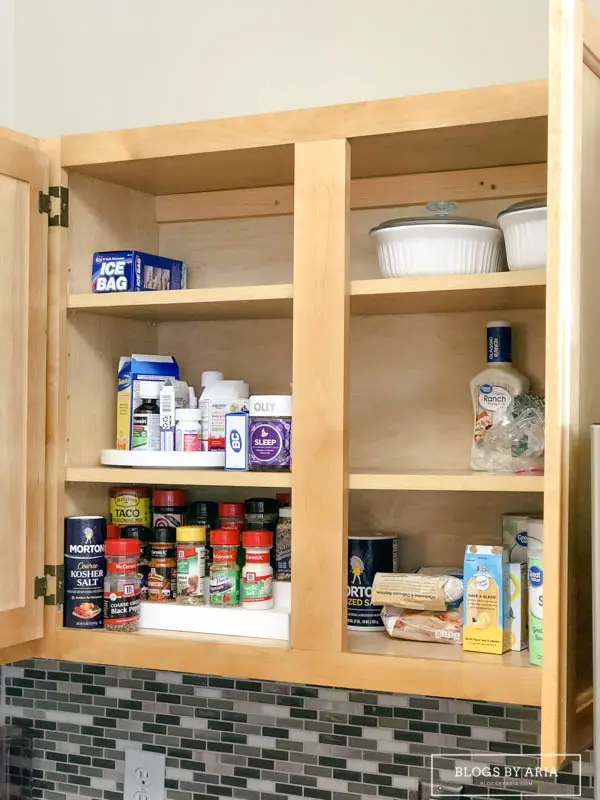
(509, 562, 528, 651)
(92, 251, 186, 293)
(116, 355, 179, 450)
(463, 545, 510, 655)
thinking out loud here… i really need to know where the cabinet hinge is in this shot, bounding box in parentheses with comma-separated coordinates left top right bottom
(38, 186, 69, 228)
(34, 564, 65, 606)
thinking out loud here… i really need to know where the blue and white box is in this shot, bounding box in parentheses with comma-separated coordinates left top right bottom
(225, 412, 249, 471)
(92, 251, 186, 293)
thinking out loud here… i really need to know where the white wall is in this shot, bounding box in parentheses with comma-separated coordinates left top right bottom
(11, 0, 555, 137)
(10, 0, 600, 137)
(0, 0, 14, 128)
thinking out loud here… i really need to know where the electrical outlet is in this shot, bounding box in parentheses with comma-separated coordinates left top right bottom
(124, 749, 165, 800)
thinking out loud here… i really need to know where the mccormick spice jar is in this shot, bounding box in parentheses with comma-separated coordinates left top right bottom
(64, 516, 106, 629)
(248, 395, 292, 471)
(176, 526, 207, 605)
(103, 538, 141, 632)
(241, 530, 274, 610)
(209, 529, 240, 606)
(110, 486, 151, 527)
(121, 525, 150, 600)
(275, 508, 292, 581)
(152, 489, 187, 528)
(218, 502, 245, 567)
(188, 501, 218, 569)
(245, 497, 279, 570)
(147, 527, 177, 602)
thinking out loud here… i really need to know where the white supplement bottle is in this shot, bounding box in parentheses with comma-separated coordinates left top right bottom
(198, 371, 224, 450)
(470, 321, 530, 470)
(175, 409, 202, 452)
(132, 381, 161, 451)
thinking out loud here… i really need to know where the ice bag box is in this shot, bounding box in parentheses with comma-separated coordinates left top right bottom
(92, 251, 186, 293)
(116, 355, 179, 450)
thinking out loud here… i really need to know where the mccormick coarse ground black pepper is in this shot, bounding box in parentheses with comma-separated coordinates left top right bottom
(63, 516, 106, 629)
(147, 526, 177, 602)
(103, 538, 141, 632)
(152, 489, 187, 528)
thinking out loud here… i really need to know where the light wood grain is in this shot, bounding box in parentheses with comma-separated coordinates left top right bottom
(349, 471, 544, 493)
(66, 467, 292, 488)
(291, 140, 350, 654)
(584, 3, 600, 78)
(0, 131, 48, 649)
(155, 164, 547, 223)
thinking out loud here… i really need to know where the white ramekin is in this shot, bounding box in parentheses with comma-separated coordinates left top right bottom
(497, 199, 547, 271)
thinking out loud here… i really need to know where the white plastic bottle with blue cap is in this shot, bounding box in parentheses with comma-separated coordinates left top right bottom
(470, 321, 530, 470)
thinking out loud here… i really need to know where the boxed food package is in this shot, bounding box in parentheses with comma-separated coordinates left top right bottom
(92, 251, 186, 294)
(463, 545, 510, 655)
(509, 562, 528, 651)
(116, 355, 179, 450)
(502, 514, 529, 562)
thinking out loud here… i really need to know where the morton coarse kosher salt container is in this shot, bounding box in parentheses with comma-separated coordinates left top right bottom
(63, 516, 106, 629)
(348, 534, 398, 630)
(248, 395, 292, 471)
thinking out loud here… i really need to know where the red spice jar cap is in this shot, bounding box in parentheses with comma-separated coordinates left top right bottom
(242, 529, 273, 548)
(210, 529, 240, 546)
(106, 524, 121, 540)
(153, 489, 187, 507)
(105, 538, 140, 556)
(218, 502, 244, 518)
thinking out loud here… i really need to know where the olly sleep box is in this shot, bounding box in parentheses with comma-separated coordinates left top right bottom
(92, 251, 186, 293)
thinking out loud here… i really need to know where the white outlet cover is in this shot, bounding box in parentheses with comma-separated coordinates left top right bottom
(124, 748, 166, 800)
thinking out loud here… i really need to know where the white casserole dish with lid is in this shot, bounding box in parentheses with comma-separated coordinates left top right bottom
(369, 202, 505, 278)
(497, 198, 547, 271)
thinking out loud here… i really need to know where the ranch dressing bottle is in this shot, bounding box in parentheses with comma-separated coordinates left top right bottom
(470, 321, 529, 470)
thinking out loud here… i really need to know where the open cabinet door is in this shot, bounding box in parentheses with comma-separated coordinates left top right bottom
(0, 129, 48, 652)
(543, 0, 600, 767)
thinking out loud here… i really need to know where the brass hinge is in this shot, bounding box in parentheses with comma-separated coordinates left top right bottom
(34, 564, 65, 606)
(38, 185, 69, 228)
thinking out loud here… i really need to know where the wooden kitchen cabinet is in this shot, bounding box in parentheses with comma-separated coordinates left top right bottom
(0, 0, 597, 769)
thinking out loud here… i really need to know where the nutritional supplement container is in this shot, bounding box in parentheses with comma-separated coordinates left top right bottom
(103, 538, 141, 632)
(120, 525, 150, 599)
(64, 516, 106, 629)
(175, 409, 202, 452)
(132, 380, 161, 451)
(528, 518, 544, 665)
(241, 530, 274, 610)
(209, 529, 240, 606)
(153, 489, 187, 528)
(148, 527, 177, 602)
(248, 395, 292, 472)
(109, 486, 151, 527)
(275, 508, 292, 581)
(176, 526, 207, 605)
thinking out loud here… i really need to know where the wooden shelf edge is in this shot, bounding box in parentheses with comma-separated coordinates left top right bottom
(66, 467, 292, 488)
(349, 471, 545, 492)
(46, 628, 541, 706)
(351, 269, 546, 297)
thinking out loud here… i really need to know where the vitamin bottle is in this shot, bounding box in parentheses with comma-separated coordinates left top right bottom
(103, 538, 141, 632)
(241, 530, 274, 610)
(132, 381, 161, 451)
(470, 321, 529, 470)
(176, 526, 207, 605)
(210, 529, 240, 606)
(175, 409, 202, 452)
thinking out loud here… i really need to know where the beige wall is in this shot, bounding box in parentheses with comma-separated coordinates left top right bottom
(0, 0, 14, 127)
(8, 0, 600, 137)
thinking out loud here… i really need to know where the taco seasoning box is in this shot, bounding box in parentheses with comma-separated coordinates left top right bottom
(210, 529, 240, 606)
(241, 530, 274, 610)
(176, 526, 207, 605)
(110, 486, 151, 528)
(152, 489, 187, 528)
(64, 516, 106, 629)
(248, 395, 292, 471)
(347, 534, 398, 631)
(147, 527, 177, 602)
(103, 539, 141, 632)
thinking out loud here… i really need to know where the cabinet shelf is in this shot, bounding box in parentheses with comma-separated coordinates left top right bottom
(66, 466, 292, 488)
(349, 470, 544, 492)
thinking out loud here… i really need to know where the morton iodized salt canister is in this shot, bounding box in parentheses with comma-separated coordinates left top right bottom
(64, 516, 106, 629)
(347, 534, 398, 630)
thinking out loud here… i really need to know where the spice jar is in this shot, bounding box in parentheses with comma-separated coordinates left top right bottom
(189, 501, 219, 569)
(275, 508, 292, 581)
(153, 489, 187, 528)
(121, 525, 150, 600)
(218, 502, 245, 567)
(176, 526, 207, 605)
(103, 539, 141, 632)
(148, 527, 177, 602)
(244, 498, 279, 532)
(209, 529, 240, 606)
(110, 486, 152, 527)
(248, 395, 292, 472)
(242, 530, 274, 609)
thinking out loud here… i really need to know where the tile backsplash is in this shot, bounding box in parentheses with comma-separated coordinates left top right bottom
(0, 659, 593, 799)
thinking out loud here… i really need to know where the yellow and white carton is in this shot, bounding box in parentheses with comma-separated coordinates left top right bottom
(509, 562, 528, 651)
(463, 545, 510, 655)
